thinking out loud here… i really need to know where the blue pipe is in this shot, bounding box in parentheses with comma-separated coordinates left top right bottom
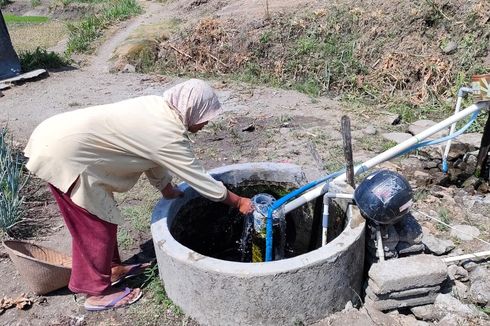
(265, 170, 345, 261)
(264, 110, 481, 262)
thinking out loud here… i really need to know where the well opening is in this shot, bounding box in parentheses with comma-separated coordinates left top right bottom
(170, 181, 347, 262)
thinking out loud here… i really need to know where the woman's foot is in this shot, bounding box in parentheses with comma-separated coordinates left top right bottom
(84, 287, 142, 311)
(111, 262, 152, 285)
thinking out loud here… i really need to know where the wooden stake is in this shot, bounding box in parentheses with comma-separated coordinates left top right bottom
(475, 113, 490, 180)
(341, 115, 355, 188)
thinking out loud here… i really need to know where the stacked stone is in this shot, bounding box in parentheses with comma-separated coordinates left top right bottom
(365, 255, 448, 311)
(366, 213, 424, 263)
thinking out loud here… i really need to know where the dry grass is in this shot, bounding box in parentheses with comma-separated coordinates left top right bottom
(8, 21, 67, 52)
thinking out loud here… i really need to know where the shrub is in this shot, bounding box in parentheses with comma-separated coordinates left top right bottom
(0, 129, 28, 233)
(19, 47, 71, 71)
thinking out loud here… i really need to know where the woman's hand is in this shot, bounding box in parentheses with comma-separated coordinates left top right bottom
(223, 190, 253, 215)
(237, 197, 253, 215)
(161, 183, 184, 199)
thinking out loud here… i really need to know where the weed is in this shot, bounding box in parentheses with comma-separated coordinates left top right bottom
(413, 189, 430, 202)
(208, 120, 225, 134)
(30, 0, 41, 7)
(143, 265, 183, 316)
(122, 206, 149, 232)
(66, 0, 141, 54)
(0, 129, 28, 233)
(435, 207, 451, 231)
(3, 15, 49, 24)
(117, 228, 135, 249)
(277, 114, 293, 124)
(19, 47, 70, 71)
(380, 140, 397, 152)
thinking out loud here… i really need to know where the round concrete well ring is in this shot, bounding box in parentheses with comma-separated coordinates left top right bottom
(151, 163, 365, 326)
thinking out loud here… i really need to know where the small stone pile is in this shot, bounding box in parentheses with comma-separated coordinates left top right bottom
(366, 213, 424, 263)
(365, 255, 448, 311)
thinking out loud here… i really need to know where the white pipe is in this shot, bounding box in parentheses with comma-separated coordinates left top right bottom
(283, 102, 489, 212)
(322, 195, 329, 246)
(441, 250, 490, 264)
(442, 95, 464, 166)
(376, 226, 385, 262)
(335, 102, 488, 183)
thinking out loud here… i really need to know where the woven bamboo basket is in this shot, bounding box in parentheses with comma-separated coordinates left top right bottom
(3, 240, 72, 295)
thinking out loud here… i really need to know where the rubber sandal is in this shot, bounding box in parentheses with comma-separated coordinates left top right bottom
(111, 262, 152, 286)
(84, 287, 143, 312)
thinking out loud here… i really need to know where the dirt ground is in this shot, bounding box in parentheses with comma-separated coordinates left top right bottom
(0, 0, 489, 325)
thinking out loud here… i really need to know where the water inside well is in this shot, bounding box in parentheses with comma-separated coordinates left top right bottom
(170, 183, 347, 262)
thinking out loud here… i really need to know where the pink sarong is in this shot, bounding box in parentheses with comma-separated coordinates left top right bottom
(49, 183, 121, 296)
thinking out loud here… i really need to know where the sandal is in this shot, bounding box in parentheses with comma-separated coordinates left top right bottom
(84, 287, 142, 311)
(111, 262, 152, 286)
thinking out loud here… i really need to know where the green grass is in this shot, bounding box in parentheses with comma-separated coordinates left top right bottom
(19, 47, 71, 71)
(117, 228, 135, 249)
(3, 15, 49, 24)
(66, 0, 141, 54)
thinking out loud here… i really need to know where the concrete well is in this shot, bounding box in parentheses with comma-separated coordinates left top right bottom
(151, 163, 365, 326)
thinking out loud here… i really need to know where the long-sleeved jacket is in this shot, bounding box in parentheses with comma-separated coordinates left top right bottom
(24, 95, 227, 224)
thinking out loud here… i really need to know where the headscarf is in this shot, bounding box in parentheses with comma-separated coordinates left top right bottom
(163, 79, 222, 128)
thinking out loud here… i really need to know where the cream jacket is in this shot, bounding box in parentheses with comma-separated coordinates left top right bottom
(24, 95, 227, 225)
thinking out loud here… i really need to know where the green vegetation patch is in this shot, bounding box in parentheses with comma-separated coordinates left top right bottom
(66, 0, 142, 54)
(4, 15, 49, 24)
(151, 1, 489, 128)
(0, 129, 28, 234)
(19, 47, 71, 71)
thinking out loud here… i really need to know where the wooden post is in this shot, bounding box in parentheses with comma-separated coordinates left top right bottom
(475, 113, 490, 180)
(341, 115, 355, 188)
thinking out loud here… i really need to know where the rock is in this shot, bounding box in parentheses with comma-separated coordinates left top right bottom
(442, 41, 458, 54)
(382, 132, 412, 144)
(365, 292, 438, 311)
(364, 126, 377, 135)
(450, 224, 480, 241)
(468, 266, 488, 283)
(447, 265, 469, 281)
(462, 175, 480, 190)
(395, 214, 423, 245)
(462, 261, 478, 272)
(400, 157, 425, 170)
(396, 242, 425, 255)
(433, 293, 483, 318)
(456, 133, 481, 149)
(437, 314, 467, 326)
(279, 127, 289, 135)
(410, 304, 437, 321)
(409, 120, 446, 139)
(469, 279, 490, 307)
(368, 255, 448, 294)
(122, 64, 136, 73)
(343, 300, 354, 311)
(366, 282, 440, 299)
(422, 232, 455, 256)
(452, 280, 469, 300)
(425, 161, 439, 169)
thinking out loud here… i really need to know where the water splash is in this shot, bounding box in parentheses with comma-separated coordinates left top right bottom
(239, 193, 286, 262)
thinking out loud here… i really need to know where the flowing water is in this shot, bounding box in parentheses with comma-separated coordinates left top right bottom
(239, 193, 287, 262)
